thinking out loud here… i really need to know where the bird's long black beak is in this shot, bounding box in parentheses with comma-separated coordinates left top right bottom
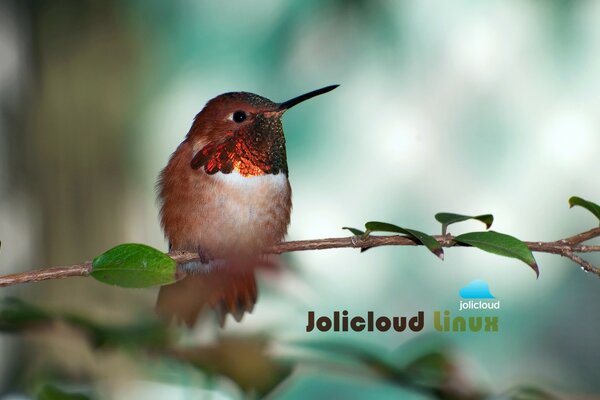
(278, 85, 339, 111)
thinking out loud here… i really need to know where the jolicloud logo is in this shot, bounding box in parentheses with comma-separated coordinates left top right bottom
(433, 279, 500, 333)
(459, 279, 495, 298)
(458, 279, 500, 311)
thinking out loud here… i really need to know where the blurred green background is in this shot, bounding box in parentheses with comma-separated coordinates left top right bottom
(0, 0, 599, 399)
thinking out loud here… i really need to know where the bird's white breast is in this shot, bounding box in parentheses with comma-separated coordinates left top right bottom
(211, 170, 288, 190)
(199, 171, 291, 257)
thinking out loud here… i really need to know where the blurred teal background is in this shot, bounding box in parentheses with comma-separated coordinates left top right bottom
(0, 0, 599, 399)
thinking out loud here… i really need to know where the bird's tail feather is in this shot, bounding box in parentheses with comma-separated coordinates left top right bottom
(156, 266, 257, 327)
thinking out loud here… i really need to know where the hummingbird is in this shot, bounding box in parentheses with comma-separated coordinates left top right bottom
(156, 84, 338, 326)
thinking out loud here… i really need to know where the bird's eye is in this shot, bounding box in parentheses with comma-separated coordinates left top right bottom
(232, 111, 247, 123)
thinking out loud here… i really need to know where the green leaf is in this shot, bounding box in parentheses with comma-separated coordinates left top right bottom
(364, 221, 444, 260)
(568, 196, 600, 225)
(434, 213, 494, 235)
(454, 231, 538, 276)
(37, 384, 90, 400)
(342, 226, 365, 236)
(91, 243, 177, 288)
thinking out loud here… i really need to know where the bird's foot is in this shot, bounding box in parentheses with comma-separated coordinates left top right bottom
(179, 258, 226, 275)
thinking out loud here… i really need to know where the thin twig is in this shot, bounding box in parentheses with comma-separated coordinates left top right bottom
(560, 250, 600, 275)
(0, 263, 92, 287)
(559, 227, 600, 245)
(1, 229, 599, 287)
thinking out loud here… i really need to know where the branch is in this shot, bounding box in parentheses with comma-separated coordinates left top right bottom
(0, 264, 92, 287)
(1, 227, 599, 287)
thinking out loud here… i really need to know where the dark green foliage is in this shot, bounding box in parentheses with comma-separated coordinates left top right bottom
(364, 221, 444, 259)
(434, 213, 494, 235)
(454, 231, 539, 276)
(36, 384, 90, 400)
(0, 297, 53, 331)
(342, 226, 366, 236)
(569, 196, 600, 225)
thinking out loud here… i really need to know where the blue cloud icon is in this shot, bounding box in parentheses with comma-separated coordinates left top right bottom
(459, 280, 495, 299)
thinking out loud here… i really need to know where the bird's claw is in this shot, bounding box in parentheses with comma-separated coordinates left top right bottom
(179, 258, 226, 274)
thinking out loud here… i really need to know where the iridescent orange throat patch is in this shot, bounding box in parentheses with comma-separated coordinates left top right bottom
(190, 127, 288, 177)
